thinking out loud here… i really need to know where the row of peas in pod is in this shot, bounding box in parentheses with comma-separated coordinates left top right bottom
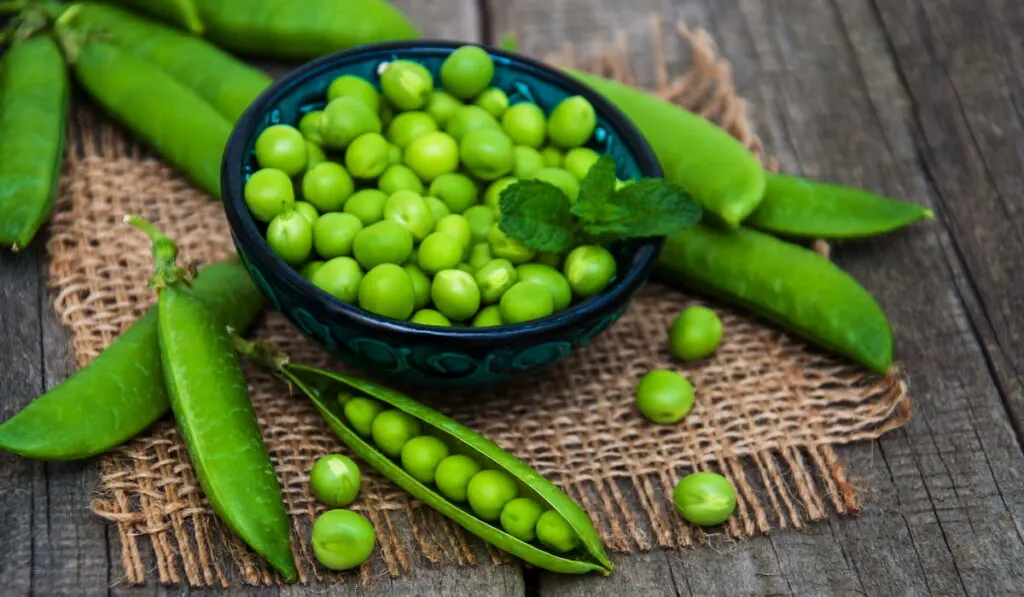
(243, 44, 619, 327)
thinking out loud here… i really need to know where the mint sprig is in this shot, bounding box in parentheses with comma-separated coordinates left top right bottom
(497, 155, 702, 253)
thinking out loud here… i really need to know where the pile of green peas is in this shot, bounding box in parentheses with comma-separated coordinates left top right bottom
(243, 44, 619, 327)
(342, 394, 581, 553)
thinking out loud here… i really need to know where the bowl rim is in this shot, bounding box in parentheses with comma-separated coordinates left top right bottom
(222, 39, 665, 345)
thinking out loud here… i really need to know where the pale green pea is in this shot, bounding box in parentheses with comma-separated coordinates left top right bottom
(267, 208, 313, 265)
(370, 410, 422, 458)
(309, 454, 361, 507)
(380, 60, 433, 111)
(536, 510, 579, 553)
(669, 306, 724, 361)
(300, 260, 324, 281)
(635, 369, 694, 424)
(564, 245, 617, 298)
(461, 128, 514, 181)
(466, 469, 519, 522)
(463, 204, 496, 244)
(500, 498, 544, 543)
(540, 146, 563, 167)
(483, 177, 517, 214)
(255, 124, 308, 176)
(431, 269, 481, 321)
(305, 141, 326, 172)
(434, 455, 482, 502)
(426, 90, 463, 125)
(515, 263, 572, 311)
(513, 145, 545, 179)
(320, 97, 382, 149)
(358, 263, 415, 320)
(311, 510, 375, 571)
(386, 111, 439, 148)
(400, 436, 450, 484)
(487, 223, 535, 264)
(326, 74, 380, 112)
(383, 190, 435, 242)
(440, 45, 494, 99)
(343, 189, 388, 225)
(403, 263, 432, 310)
(299, 111, 324, 145)
(410, 309, 452, 327)
(424, 196, 451, 222)
(435, 214, 472, 250)
(473, 87, 509, 118)
(352, 220, 414, 268)
(311, 256, 363, 303)
(343, 397, 385, 437)
(471, 305, 504, 327)
(378, 164, 425, 195)
(531, 167, 579, 202)
(501, 103, 546, 148)
(547, 95, 596, 148)
(302, 162, 355, 213)
(345, 132, 390, 179)
(403, 131, 460, 182)
(564, 147, 601, 180)
(474, 258, 518, 304)
(444, 105, 501, 141)
(418, 232, 465, 275)
(428, 173, 478, 213)
(245, 168, 295, 222)
(499, 281, 554, 324)
(467, 242, 493, 271)
(293, 201, 319, 224)
(313, 212, 363, 259)
(673, 472, 737, 527)
(387, 142, 403, 165)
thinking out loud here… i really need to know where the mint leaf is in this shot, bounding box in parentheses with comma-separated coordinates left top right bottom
(498, 180, 576, 253)
(571, 154, 618, 223)
(583, 180, 702, 237)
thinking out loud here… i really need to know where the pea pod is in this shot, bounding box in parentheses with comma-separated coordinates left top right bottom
(745, 173, 934, 239)
(129, 217, 296, 582)
(571, 70, 765, 229)
(103, 0, 203, 34)
(56, 3, 271, 122)
(0, 260, 264, 460)
(194, 0, 420, 60)
(655, 224, 893, 374)
(55, 34, 231, 197)
(236, 340, 614, 575)
(0, 34, 69, 250)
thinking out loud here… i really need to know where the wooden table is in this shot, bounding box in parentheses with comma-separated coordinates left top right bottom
(2, 1, 1022, 595)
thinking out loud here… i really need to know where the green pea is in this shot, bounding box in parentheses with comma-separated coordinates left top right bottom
(425, 90, 462, 125)
(435, 214, 472, 250)
(463, 205, 496, 244)
(547, 95, 596, 148)
(418, 232, 465, 275)
(483, 177, 517, 214)
(403, 263, 432, 310)
(531, 167, 579, 202)
(326, 74, 380, 112)
(378, 164, 425, 195)
(535, 510, 579, 553)
(502, 103, 546, 148)
(474, 258, 518, 304)
(311, 509, 375, 571)
(343, 396, 385, 437)
(352, 220, 414, 268)
(434, 454, 481, 502)
(467, 242, 493, 271)
(441, 45, 494, 99)
(320, 96, 382, 149)
(457, 263, 476, 275)
(487, 223, 536, 264)
(344, 132, 390, 179)
(386, 111, 439, 148)
(358, 263, 415, 320)
(563, 147, 600, 181)
(461, 128, 514, 181)
(404, 131, 460, 182)
(499, 281, 554, 324)
(255, 124, 308, 176)
(387, 142, 403, 165)
(299, 260, 325, 281)
(309, 454, 361, 507)
(513, 145, 545, 179)
(343, 189, 388, 225)
(305, 141, 326, 172)
(431, 269, 481, 321)
(466, 469, 519, 522)
(635, 369, 694, 424)
(302, 162, 355, 213)
(312, 212, 362, 259)
(424, 196, 451, 222)
(267, 209, 313, 265)
(380, 60, 433, 111)
(384, 190, 435, 242)
(673, 472, 737, 527)
(444, 105, 501, 141)
(410, 309, 452, 327)
(300, 111, 324, 144)
(400, 435, 450, 484)
(500, 497, 544, 543)
(311, 256, 363, 303)
(245, 168, 295, 222)
(564, 245, 616, 298)
(294, 201, 320, 224)
(540, 146, 563, 168)
(669, 306, 724, 361)
(471, 305, 504, 327)
(515, 263, 572, 311)
(473, 87, 509, 118)
(428, 172, 478, 213)
(370, 409, 422, 458)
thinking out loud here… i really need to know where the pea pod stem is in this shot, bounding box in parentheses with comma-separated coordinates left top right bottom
(234, 336, 615, 576)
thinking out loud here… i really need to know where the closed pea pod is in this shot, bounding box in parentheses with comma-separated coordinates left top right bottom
(236, 341, 614, 575)
(0, 34, 68, 251)
(0, 261, 264, 460)
(655, 224, 893, 374)
(103, 0, 204, 33)
(572, 71, 766, 229)
(58, 37, 231, 197)
(194, 0, 420, 59)
(128, 218, 296, 581)
(745, 173, 934, 239)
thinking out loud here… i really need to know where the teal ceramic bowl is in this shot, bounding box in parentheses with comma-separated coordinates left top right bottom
(222, 41, 664, 387)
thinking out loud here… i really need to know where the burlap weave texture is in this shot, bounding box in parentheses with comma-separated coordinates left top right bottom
(43, 21, 910, 587)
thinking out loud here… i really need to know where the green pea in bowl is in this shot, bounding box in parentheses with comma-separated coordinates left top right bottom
(222, 40, 663, 387)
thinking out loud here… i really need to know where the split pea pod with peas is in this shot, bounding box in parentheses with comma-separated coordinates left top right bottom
(236, 339, 614, 575)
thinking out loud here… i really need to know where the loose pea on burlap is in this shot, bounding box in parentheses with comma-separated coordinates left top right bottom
(44, 19, 910, 587)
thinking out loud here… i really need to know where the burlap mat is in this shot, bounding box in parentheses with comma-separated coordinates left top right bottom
(44, 19, 910, 588)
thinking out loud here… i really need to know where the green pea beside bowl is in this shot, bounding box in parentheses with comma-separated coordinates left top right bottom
(222, 40, 664, 387)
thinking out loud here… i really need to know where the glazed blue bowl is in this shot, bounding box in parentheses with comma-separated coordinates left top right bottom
(222, 40, 664, 387)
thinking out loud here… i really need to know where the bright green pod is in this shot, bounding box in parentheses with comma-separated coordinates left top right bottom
(572, 71, 765, 229)
(0, 34, 68, 251)
(745, 173, 934, 239)
(237, 344, 615, 576)
(655, 224, 893, 374)
(101, 0, 204, 34)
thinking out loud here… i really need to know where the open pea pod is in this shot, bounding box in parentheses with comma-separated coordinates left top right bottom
(239, 341, 613, 575)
